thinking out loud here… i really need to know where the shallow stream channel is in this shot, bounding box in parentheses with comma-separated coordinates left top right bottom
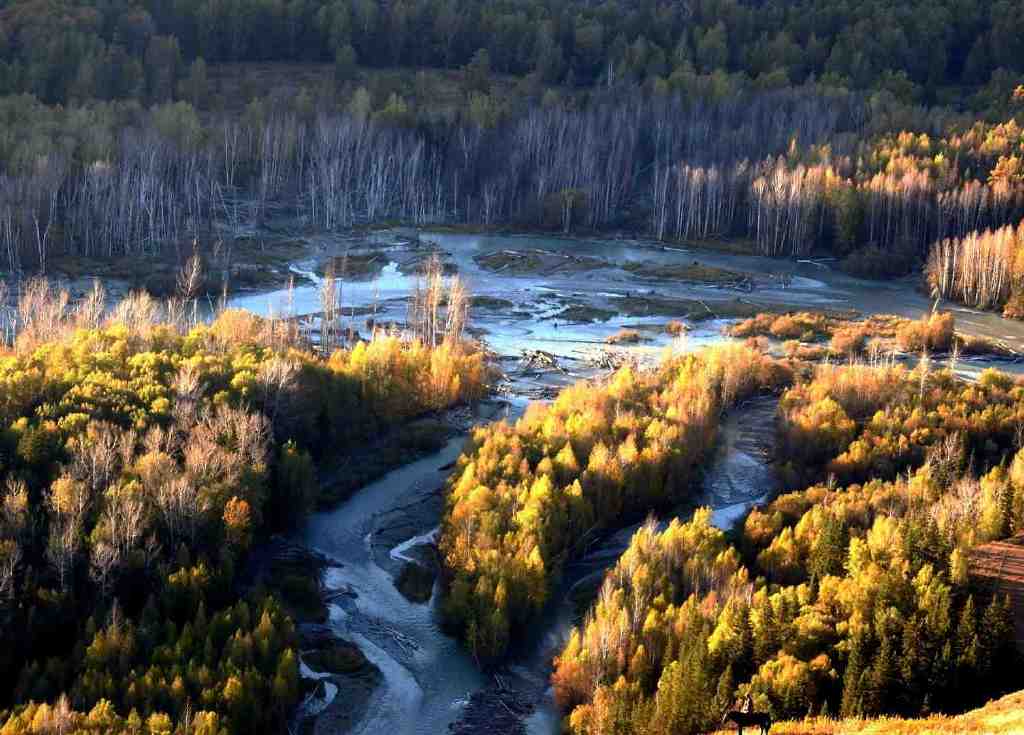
(290, 394, 778, 735)
(227, 229, 1024, 734)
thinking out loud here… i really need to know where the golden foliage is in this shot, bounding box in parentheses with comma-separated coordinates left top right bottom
(440, 344, 787, 661)
(556, 360, 1024, 735)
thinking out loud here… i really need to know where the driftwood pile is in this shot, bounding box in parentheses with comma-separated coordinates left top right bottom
(448, 674, 532, 735)
(520, 348, 571, 374)
(580, 347, 638, 371)
(722, 275, 756, 292)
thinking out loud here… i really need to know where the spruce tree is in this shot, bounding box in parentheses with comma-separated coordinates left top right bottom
(840, 631, 867, 717)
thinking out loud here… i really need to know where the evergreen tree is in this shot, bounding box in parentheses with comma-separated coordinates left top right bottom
(840, 631, 867, 717)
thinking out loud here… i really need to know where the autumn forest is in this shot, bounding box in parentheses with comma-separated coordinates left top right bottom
(2, 1, 1024, 734)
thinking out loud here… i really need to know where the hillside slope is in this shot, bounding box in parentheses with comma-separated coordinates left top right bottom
(727, 690, 1024, 734)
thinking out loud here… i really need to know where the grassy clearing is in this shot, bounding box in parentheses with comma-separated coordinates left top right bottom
(550, 303, 617, 322)
(474, 249, 606, 275)
(471, 295, 516, 310)
(474, 250, 544, 273)
(396, 252, 459, 276)
(617, 296, 838, 323)
(661, 236, 761, 256)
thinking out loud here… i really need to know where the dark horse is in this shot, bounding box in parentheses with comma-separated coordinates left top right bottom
(721, 710, 772, 735)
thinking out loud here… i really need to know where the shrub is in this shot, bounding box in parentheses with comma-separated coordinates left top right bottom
(730, 312, 829, 342)
(896, 312, 954, 352)
(665, 320, 687, 336)
(785, 340, 828, 361)
(730, 313, 777, 338)
(605, 328, 645, 344)
(830, 324, 869, 356)
(1003, 287, 1024, 320)
(840, 245, 916, 279)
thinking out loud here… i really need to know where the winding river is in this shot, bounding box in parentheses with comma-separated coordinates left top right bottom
(294, 393, 779, 735)
(227, 229, 1024, 733)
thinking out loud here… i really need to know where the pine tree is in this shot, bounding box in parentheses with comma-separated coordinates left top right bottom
(868, 624, 899, 715)
(272, 648, 299, 714)
(979, 595, 1017, 698)
(751, 593, 779, 667)
(809, 514, 848, 582)
(899, 616, 926, 713)
(714, 664, 735, 717)
(840, 631, 867, 717)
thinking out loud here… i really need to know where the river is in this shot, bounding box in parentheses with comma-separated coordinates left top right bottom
(294, 393, 779, 735)
(229, 229, 1024, 734)
(230, 229, 1024, 382)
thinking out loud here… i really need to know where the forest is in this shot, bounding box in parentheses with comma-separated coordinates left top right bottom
(0, 1, 1023, 317)
(0, 274, 486, 733)
(549, 360, 1024, 734)
(2, 1, 1024, 733)
(1, 0, 1022, 105)
(2, 88, 1023, 283)
(439, 343, 790, 661)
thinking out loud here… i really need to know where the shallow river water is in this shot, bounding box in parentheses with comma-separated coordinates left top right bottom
(300, 436, 483, 735)
(231, 230, 1024, 734)
(231, 230, 1024, 381)
(296, 394, 778, 735)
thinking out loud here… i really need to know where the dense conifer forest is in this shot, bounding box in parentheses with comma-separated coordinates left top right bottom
(551, 361, 1024, 732)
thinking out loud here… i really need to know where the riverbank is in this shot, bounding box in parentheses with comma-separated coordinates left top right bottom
(287, 384, 781, 735)
(239, 226, 1024, 735)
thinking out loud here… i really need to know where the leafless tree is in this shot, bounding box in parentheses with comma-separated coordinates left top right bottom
(318, 260, 340, 355)
(90, 540, 118, 597)
(0, 86, 1020, 277)
(0, 539, 20, 601)
(177, 248, 204, 327)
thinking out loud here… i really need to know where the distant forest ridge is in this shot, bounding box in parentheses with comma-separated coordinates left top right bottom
(0, 0, 1022, 106)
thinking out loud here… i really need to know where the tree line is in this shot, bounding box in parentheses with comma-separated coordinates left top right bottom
(551, 360, 1024, 734)
(2, 85, 1023, 277)
(927, 218, 1024, 318)
(2, 0, 1022, 107)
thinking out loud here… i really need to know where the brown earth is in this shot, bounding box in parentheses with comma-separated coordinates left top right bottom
(969, 532, 1024, 652)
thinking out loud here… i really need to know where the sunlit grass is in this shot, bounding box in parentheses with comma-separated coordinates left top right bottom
(710, 690, 1024, 733)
